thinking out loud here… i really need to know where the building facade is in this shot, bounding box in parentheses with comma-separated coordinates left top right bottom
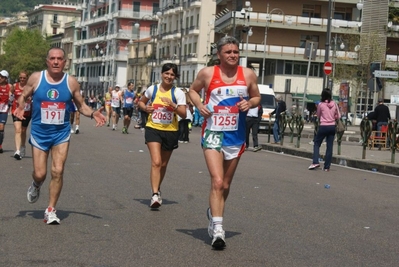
(213, 0, 399, 114)
(73, 0, 160, 96)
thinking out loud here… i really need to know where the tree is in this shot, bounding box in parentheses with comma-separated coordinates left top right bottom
(0, 28, 50, 81)
(333, 32, 387, 114)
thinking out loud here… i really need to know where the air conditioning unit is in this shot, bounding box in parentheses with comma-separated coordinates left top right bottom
(189, 53, 197, 57)
(99, 0, 105, 2)
(90, 0, 95, 6)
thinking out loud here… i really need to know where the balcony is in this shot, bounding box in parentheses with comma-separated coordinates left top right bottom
(215, 11, 361, 35)
(238, 42, 359, 65)
(51, 20, 61, 27)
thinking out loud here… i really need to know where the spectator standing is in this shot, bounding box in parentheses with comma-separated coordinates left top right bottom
(308, 88, 340, 171)
(374, 98, 391, 131)
(269, 94, 286, 143)
(178, 89, 193, 143)
(245, 104, 263, 152)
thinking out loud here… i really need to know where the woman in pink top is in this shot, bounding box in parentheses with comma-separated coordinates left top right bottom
(309, 88, 340, 171)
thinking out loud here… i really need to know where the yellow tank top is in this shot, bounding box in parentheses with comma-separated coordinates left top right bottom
(105, 92, 112, 106)
(146, 88, 178, 131)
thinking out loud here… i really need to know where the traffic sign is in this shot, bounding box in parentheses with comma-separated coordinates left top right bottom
(324, 61, 332, 76)
(374, 70, 398, 78)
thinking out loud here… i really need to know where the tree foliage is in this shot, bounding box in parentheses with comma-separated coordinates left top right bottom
(0, 28, 50, 81)
(0, 0, 51, 16)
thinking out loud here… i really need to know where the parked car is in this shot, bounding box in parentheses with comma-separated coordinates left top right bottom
(346, 113, 363, 126)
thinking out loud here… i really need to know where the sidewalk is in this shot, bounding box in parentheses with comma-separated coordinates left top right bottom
(258, 124, 399, 176)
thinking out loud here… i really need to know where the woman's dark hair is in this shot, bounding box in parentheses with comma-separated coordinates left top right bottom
(321, 88, 332, 102)
(127, 82, 134, 87)
(161, 63, 180, 79)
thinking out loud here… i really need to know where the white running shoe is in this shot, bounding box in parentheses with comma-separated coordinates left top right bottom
(207, 208, 213, 238)
(27, 183, 41, 203)
(44, 207, 60, 225)
(20, 146, 26, 158)
(150, 193, 162, 208)
(14, 150, 21, 160)
(211, 227, 226, 249)
(75, 128, 79, 134)
(70, 129, 75, 134)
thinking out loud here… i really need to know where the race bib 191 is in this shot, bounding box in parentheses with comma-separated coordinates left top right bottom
(210, 106, 239, 131)
(40, 101, 66, 125)
(203, 129, 224, 151)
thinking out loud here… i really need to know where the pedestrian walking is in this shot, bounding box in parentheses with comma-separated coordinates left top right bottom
(269, 94, 286, 144)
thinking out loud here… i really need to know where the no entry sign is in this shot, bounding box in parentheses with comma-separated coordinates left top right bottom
(324, 61, 332, 76)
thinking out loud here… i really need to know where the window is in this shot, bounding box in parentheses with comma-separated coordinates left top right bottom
(302, 5, 321, 18)
(53, 27, 57, 35)
(299, 35, 319, 48)
(53, 14, 58, 24)
(284, 61, 321, 77)
(133, 2, 140, 12)
(334, 7, 352, 21)
(153, 3, 159, 13)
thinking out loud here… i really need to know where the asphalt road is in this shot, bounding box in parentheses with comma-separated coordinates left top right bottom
(0, 116, 398, 267)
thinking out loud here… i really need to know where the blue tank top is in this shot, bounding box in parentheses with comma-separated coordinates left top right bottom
(31, 71, 72, 134)
(123, 90, 135, 108)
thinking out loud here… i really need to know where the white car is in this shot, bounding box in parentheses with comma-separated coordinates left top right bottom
(346, 113, 363, 126)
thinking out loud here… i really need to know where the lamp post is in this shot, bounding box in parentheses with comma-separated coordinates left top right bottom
(240, 1, 252, 67)
(261, 5, 291, 85)
(332, 34, 345, 80)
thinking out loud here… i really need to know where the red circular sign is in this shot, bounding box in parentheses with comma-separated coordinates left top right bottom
(324, 61, 333, 75)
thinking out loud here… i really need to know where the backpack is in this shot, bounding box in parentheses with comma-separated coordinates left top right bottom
(150, 84, 177, 104)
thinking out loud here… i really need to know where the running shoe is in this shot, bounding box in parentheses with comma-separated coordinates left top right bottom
(150, 193, 162, 208)
(44, 207, 60, 225)
(253, 146, 262, 152)
(75, 128, 80, 134)
(27, 182, 41, 203)
(211, 227, 226, 249)
(207, 207, 213, 238)
(20, 146, 26, 158)
(70, 129, 75, 134)
(0, 145, 3, 153)
(107, 123, 110, 127)
(122, 127, 127, 134)
(308, 163, 320, 170)
(14, 150, 21, 160)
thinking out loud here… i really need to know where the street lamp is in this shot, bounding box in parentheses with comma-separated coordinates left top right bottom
(332, 34, 345, 79)
(261, 5, 292, 84)
(245, 27, 253, 60)
(240, 1, 252, 67)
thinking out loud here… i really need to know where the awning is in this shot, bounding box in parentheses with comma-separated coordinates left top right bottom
(293, 94, 339, 103)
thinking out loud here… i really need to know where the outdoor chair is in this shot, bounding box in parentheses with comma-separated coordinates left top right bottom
(368, 124, 388, 150)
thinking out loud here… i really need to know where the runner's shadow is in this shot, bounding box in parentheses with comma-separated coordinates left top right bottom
(16, 210, 102, 221)
(134, 198, 179, 207)
(176, 228, 241, 247)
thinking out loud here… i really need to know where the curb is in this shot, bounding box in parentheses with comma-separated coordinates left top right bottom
(260, 144, 399, 176)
